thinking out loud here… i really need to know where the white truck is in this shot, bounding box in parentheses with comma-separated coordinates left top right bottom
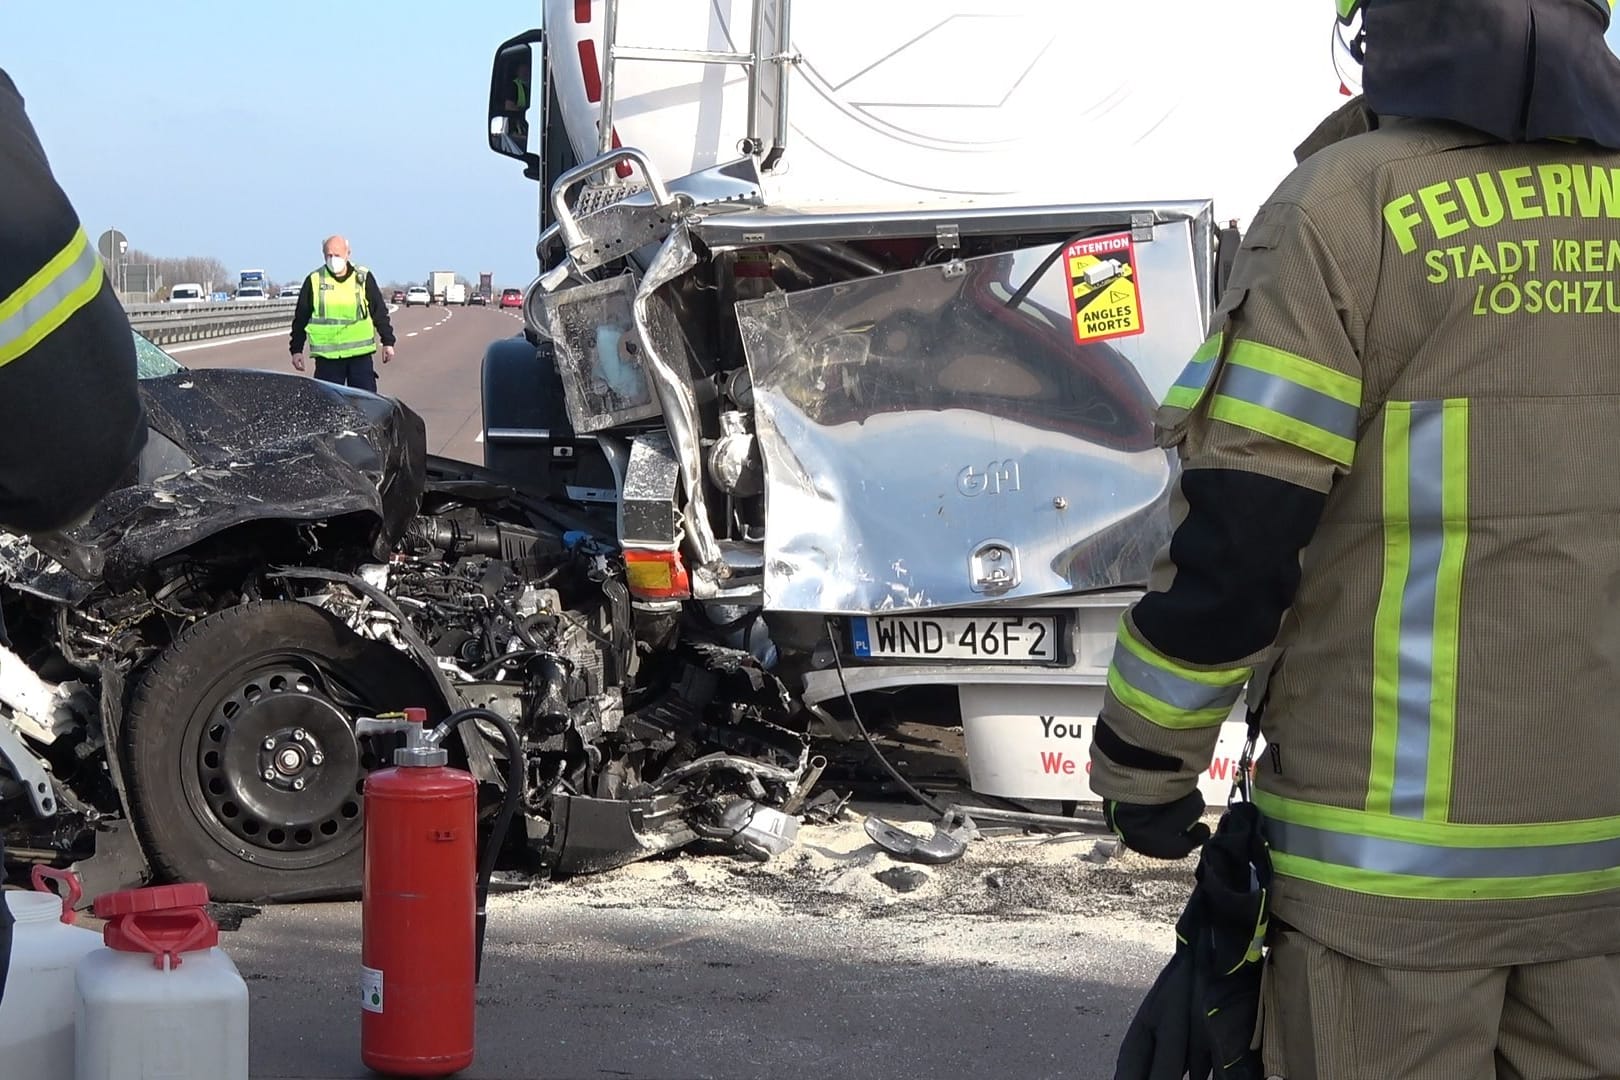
(477, 0, 1347, 818)
(428, 270, 455, 305)
(445, 282, 468, 306)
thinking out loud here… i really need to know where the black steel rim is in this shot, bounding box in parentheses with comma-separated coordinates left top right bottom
(184, 658, 378, 869)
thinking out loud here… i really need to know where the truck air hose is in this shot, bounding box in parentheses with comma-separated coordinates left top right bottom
(823, 619, 947, 816)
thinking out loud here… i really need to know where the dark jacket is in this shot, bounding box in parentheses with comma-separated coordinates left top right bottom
(0, 69, 145, 533)
(287, 267, 396, 355)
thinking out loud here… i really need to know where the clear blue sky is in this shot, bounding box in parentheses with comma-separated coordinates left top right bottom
(5, 2, 544, 290)
(4, 8, 1620, 292)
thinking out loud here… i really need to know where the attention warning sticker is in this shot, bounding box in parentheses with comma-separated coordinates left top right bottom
(1065, 232, 1145, 345)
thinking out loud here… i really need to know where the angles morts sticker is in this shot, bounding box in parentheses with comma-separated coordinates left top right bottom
(1065, 232, 1145, 345)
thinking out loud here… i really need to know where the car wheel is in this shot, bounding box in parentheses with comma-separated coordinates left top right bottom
(123, 600, 445, 902)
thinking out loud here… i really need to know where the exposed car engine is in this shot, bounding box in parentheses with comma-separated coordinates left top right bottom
(0, 352, 816, 902)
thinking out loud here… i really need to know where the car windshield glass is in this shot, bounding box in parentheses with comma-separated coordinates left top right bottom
(132, 332, 185, 380)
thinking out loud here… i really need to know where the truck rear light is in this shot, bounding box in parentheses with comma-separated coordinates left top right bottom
(624, 550, 691, 600)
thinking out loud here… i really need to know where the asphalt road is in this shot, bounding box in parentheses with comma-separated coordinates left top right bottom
(171, 302, 528, 466)
(230, 888, 1167, 1080)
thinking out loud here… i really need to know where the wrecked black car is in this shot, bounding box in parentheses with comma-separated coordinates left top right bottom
(0, 333, 812, 901)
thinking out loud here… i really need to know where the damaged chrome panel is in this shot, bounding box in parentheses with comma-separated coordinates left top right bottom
(540, 274, 665, 433)
(736, 219, 1209, 613)
(631, 227, 729, 584)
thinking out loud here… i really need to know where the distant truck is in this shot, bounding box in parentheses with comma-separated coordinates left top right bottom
(478, 271, 493, 301)
(445, 283, 468, 306)
(428, 270, 455, 304)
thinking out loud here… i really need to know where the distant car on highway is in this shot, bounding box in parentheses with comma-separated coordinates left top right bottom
(391, 290, 406, 305)
(499, 288, 522, 309)
(468, 291, 487, 306)
(169, 283, 205, 304)
(235, 287, 267, 302)
(404, 286, 431, 308)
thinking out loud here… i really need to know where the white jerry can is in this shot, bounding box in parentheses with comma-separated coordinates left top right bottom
(74, 883, 249, 1080)
(0, 869, 103, 1080)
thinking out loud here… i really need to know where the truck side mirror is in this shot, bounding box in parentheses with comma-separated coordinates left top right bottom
(489, 31, 544, 180)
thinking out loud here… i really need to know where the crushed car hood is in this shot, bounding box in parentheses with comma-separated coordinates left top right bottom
(22, 369, 426, 591)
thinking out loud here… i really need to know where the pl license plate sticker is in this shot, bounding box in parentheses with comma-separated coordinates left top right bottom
(1065, 231, 1145, 345)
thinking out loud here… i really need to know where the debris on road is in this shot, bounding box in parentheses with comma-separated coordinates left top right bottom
(1087, 838, 1124, 865)
(874, 866, 929, 893)
(503, 803, 1197, 926)
(863, 813, 976, 865)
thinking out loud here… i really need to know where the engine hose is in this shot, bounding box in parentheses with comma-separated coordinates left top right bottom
(428, 707, 525, 983)
(465, 649, 544, 679)
(493, 595, 544, 650)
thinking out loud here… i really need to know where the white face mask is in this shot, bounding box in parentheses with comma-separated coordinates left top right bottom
(326, 255, 348, 275)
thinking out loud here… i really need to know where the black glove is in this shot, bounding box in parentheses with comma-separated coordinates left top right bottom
(1106, 791, 1212, 860)
(1114, 933, 1212, 1080)
(1115, 802, 1272, 1080)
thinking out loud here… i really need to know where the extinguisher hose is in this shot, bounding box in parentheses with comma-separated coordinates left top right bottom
(433, 706, 525, 983)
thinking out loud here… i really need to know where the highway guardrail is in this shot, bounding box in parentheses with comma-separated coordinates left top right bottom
(125, 298, 298, 346)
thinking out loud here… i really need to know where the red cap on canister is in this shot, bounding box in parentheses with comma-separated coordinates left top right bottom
(405, 707, 430, 725)
(95, 883, 219, 969)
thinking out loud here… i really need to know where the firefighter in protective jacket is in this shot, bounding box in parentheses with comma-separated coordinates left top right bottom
(1088, 0, 1620, 1074)
(0, 68, 147, 1009)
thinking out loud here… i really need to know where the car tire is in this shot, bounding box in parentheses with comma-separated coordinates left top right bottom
(122, 600, 445, 902)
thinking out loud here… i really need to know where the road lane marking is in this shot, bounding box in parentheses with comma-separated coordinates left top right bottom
(406, 331, 419, 337)
(165, 327, 290, 353)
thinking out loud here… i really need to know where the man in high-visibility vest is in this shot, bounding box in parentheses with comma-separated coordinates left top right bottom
(288, 235, 396, 392)
(1089, 0, 1620, 1075)
(0, 67, 148, 1008)
(504, 57, 531, 144)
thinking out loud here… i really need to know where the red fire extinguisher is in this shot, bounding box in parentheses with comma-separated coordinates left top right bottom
(358, 706, 524, 1078)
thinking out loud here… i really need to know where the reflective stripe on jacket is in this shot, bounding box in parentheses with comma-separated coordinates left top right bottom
(1091, 118, 1620, 969)
(304, 265, 375, 359)
(0, 226, 105, 369)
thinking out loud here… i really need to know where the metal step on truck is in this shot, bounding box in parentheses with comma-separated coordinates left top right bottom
(478, 0, 1346, 814)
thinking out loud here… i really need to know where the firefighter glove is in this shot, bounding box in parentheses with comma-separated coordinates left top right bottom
(1106, 792, 1212, 860)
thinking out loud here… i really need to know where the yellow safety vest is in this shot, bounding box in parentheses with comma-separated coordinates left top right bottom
(304, 265, 375, 360)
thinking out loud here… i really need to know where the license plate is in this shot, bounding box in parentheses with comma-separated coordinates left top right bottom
(850, 614, 1059, 664)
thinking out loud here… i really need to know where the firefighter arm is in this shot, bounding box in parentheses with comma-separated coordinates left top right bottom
(0, 70, 145, 533)
(1089, 200, 1367, 804)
